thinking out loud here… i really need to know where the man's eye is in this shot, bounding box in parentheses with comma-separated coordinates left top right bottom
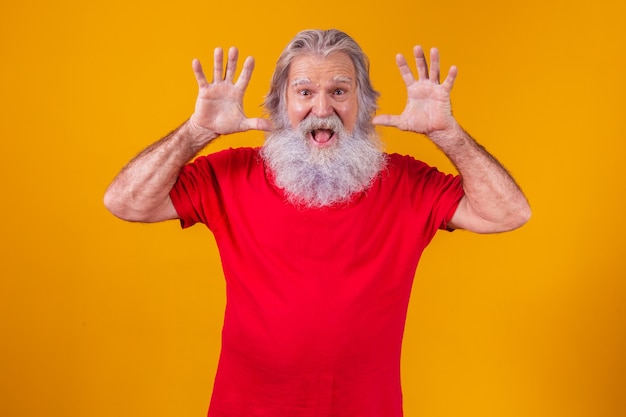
(334, 89, 345, 95)
(299, 90, 311, 96)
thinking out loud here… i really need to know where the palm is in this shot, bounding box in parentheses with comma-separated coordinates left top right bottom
(194, 80, 248, 135)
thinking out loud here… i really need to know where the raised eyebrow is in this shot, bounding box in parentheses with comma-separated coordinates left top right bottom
(291, 77, 312, 88)
(332, 75, 354, 85)
(290, 76, 354, 88)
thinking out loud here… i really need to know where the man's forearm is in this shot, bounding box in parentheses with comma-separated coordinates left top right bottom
(429, 123, 531, 232)
(104, 120, 217, 222)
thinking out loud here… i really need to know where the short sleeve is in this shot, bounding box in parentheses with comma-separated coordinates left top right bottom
(169, 154, 221, 229)
(170, 148, 259, 230)
(423, 166, 463, 231)
(400, 155, 465, 233)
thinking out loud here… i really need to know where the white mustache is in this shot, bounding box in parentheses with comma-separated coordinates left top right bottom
(298, 114, 344, 136)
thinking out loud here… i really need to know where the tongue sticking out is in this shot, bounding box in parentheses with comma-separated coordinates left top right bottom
(312, 129, 334, 144)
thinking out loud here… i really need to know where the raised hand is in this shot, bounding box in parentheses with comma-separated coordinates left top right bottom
(189, 47, 273, 137)
(373, 46, 458, 136)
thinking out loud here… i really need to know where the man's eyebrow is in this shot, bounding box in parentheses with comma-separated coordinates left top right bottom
(333, 75, 353, 84)
(291, 77, 312, 87)
(290, 76, 354, 87)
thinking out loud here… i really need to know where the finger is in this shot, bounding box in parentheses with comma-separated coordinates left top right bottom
(235, 56, 255, 91)
(225, 47, 239, 82)
(192, 59, 208, 89)
(442, 65, 458, 92)
(413, 45, 428, 81)
(213, 47, 224, 82)
(395, 53, 415, 87)
(429, 47, 440, 83)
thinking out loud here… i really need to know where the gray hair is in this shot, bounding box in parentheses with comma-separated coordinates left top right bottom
(264, 29, 379, 129)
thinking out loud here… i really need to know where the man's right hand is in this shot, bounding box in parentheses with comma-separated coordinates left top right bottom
(188, 47, 273, 147)
(104, 46, 272, 223)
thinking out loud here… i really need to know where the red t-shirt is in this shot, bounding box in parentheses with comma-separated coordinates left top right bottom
(170, 147, 464, 417)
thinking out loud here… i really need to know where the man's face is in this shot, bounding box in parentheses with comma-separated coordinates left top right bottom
(285, 52, 359, 148)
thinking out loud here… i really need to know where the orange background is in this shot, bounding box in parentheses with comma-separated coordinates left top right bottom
(1, 0, 624, 416)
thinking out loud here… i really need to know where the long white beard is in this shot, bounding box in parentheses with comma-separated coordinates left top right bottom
(260, 114, 387, 208)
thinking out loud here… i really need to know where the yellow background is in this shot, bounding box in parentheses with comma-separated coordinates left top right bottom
(1, 0, 624, 416)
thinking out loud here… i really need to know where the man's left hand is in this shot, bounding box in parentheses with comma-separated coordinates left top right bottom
(373, 46, 458, 136)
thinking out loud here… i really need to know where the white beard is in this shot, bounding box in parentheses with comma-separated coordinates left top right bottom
(260, 114, 387, 208)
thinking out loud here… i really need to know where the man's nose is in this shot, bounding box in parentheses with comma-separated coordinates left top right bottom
(312, 94, 333, 118)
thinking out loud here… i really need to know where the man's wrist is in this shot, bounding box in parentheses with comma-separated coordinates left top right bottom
(185, 118, 220, 152)
(427, 120, 466, 147)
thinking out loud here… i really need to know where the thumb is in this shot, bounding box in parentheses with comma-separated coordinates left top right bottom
(372, 114, 399, 128)
(241, 117, 274, 132)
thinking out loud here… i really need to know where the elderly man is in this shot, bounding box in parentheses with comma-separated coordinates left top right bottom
(105, 29, 530, 417)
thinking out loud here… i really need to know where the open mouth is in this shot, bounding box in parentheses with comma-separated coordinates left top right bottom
(310, 129, 336, 145)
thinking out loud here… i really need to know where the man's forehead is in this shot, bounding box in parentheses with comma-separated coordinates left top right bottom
(288, 53, 356, 84)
